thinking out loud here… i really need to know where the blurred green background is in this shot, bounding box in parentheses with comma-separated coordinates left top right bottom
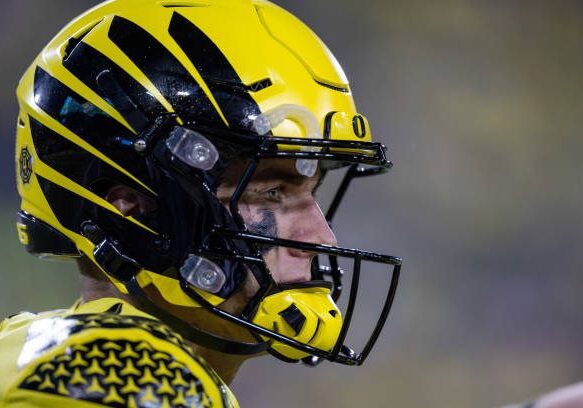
(2, 1, 583, 407)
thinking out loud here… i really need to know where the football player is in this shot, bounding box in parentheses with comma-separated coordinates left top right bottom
(2, 0, 401, 406)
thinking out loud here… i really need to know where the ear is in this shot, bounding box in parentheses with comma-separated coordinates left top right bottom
(105, 185, 157, 216)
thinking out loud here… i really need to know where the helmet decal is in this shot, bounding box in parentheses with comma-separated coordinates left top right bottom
(29, 116, 150, 197)
(168, 12, 262, 130)
(108, 15, 228, 127)
(35, 175, 157, 238)
(19, 146, 33, 185)
(62, 41, 168, 124)
(352, 114, 367, 138)
(33, 67, 138, 166)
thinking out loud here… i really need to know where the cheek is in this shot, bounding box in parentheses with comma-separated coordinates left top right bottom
(237, 203, 267, 224)
(272, 205, 308, 238)
(238, 203, 269, 229)
(237, 202, 252, 219)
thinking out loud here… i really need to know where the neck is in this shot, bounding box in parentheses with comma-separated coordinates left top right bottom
(188, 344, 248, 385)
(80, 273, 130, 303)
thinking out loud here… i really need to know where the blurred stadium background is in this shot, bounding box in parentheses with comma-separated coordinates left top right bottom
(2, 1, 583, 407)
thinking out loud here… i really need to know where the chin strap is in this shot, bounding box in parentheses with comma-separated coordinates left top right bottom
(86, 223, 270, 355)
(124, 277, 270, 355)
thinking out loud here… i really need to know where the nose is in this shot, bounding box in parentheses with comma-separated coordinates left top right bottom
(289, 197, 338, 248)
(275, 197, 337, 284)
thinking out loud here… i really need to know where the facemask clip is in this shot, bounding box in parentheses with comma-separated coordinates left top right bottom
(180, 255, 226, 294)
(166, 127, 219, 171)
(251, 104, 322, 177)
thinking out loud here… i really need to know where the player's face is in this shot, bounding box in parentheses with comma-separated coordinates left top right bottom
(217, 159, 337, 286)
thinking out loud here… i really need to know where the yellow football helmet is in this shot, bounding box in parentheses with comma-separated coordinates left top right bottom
(15, 0, 401, 365)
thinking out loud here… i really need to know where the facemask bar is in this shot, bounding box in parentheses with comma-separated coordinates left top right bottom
(185, 121, 390, 168)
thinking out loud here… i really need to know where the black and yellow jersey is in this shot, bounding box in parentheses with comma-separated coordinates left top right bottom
(0, 298, 239, 408)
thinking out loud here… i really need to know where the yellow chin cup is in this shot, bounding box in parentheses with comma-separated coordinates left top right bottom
(252, 286, 342, 360)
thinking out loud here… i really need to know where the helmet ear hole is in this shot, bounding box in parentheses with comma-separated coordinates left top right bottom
(90, 179, 114, 199)
(88, 179, 158, 218)
(104, 184, 158, 217)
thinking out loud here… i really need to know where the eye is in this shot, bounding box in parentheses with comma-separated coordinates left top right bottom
(264, 186, 282, 202)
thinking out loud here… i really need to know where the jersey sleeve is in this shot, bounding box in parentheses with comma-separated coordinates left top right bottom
(1, 311, 238, 408)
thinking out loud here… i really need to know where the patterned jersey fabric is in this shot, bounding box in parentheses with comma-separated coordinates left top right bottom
(0, 298, 239, 408)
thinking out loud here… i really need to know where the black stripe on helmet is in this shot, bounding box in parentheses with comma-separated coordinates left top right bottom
(33, 66, 150, 183)
(29, 115, 153, 200)
(168, 12, 262, 131)
(108, 15, 225, 126)
(62, 41, 167, 127)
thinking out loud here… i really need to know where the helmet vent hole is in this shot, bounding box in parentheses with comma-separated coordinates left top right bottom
(63, 20, 102, 61)
(247, 78, 273, 92)
(329, 310, 337, 317)
(158, 0, 209, 7)
(18, 117, 25, 128)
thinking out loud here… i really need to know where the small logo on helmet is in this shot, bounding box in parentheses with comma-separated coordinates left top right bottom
(352, 114, 367, 138)
(19, 147, 33, 184)
(16, 222, 30, 245)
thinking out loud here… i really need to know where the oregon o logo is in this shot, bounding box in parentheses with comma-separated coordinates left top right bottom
(352, 115, 367, 138)
(19, 147, 33, 184)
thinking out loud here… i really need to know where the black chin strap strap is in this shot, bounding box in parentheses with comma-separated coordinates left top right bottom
(124, 277, 270, 355)
(87, 225, 269, 355)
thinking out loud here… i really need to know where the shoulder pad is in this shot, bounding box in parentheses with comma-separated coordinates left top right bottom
(9, 308, 237, 408)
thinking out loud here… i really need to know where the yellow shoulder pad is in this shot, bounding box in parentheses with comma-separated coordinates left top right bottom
(3, 303, 238, 408)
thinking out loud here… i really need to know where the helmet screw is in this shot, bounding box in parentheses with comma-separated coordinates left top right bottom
(134, 139, 147, 152)
(154, 236, 171, 253)
(80, 221, 103, 244)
